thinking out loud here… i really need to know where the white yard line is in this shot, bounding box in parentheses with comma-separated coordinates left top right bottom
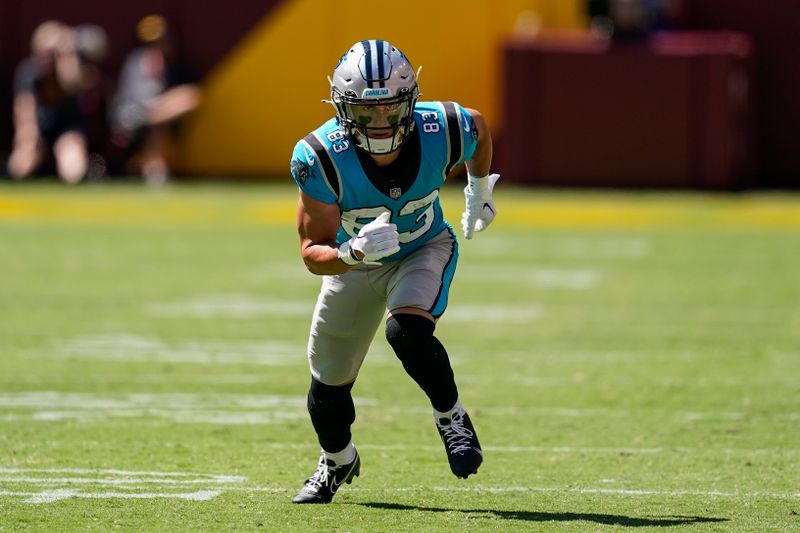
(0, 467, 243, 479)
(0, 391, 797, 426)
(0, 468, 237, 504)
(259, 442, 800, 456)
(362, 444, 665, 454)
(0, 476, 244, 485)
(147, 296, 312, 318)
(0, 392, 308, 409)
(56, 334, 307, 366)
(0, 391, 312, 424)
(356, 486, 800, 499)
(147, 295, 544, 323)
(0, 489, 222, 504)
(52, 333, 400, 366)
(211, 485, 800, 500)
(499, 374, 800, 388)
(1, 466, 797, 504)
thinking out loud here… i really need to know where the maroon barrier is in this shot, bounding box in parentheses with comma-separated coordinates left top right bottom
(683, 0, 800, 187)
(0, 0, 281, 159)
(502, 31, 754, 189)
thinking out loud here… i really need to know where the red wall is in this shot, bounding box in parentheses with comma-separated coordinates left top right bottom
(684, 0, 800, 186)
(502, 32, 755, 189)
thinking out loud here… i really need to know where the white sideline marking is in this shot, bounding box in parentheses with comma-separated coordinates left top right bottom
(180, 485, 800, 500)
(682, 411, 745, 421)
(499, 374, 800, 388)
(0, 489, 222, 504)
(0, 392, 308, 425)
(55, 333, 400, 366)
(0, 467, 244, 480)
(350, 486, 800, 499)
(0, 476, 243, 485)
(2, 467, 797, 502)
(57, 334, 307, 366)
(263, 442, 658, 454)
(4, 391, 794, 427)
(260, 442, 800, 456)
(149, 295, 540, 323)
(364, 444, 664, 455)
(6, 485, 794, 502)
(147, 295, 312, 318)
(368, 404, 800, 424)
(0, 467, 241, 504)
(0, 391, 309, 409)
(134, 373, 271, 385)
(0, 391, 375, 425)
(0, 411, 308, 424)
(3, 489, 78, 504)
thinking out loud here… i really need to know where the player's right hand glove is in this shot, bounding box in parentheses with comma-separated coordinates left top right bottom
(462, 173, 500, 239)
(338, 211, 400, 266)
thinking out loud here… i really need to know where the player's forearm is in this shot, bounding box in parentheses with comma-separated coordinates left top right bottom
(301, 243, 352, 275)
(465, 111, 493, 178)
(466, 139, 492, 178)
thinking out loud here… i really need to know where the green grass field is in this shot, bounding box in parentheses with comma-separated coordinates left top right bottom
(1, 182, 798, 532)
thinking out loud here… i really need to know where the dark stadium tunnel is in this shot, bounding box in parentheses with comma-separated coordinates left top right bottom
(354, 502, 729, 527)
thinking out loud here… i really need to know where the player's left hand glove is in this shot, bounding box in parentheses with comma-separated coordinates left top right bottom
(461, 173, 500, 239)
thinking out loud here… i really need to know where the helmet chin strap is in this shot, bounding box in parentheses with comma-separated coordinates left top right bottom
(357, 131, 400, 154)
(370, 136, 397, 154)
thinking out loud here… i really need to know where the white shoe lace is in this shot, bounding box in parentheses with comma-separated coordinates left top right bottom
(305, 457, 330, 490)
(438, 412, 475, 454)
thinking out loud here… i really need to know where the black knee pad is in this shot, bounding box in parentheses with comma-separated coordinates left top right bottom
(307, 378, 355, 452)
(385, 314, 458, 412)
(385, 314, 435, 364)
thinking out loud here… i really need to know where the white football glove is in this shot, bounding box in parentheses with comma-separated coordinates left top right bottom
(461, 173, 500, 239)
(338, 211, 400, 266)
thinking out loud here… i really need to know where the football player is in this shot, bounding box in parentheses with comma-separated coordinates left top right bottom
(289, 39, 500, 504)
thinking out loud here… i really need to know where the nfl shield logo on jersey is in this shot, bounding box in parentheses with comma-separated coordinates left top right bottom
(390, 187, 402, 199)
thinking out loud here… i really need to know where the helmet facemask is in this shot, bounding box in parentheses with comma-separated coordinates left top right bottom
(328, 40, 421, 154)
(332, 88, 417, 154)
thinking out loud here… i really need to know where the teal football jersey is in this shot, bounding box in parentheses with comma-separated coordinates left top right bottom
(290, 101, 478, 262)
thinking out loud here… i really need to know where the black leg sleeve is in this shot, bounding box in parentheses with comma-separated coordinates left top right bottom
(307, 378, 356, 453)
(385, 314, 458, 412)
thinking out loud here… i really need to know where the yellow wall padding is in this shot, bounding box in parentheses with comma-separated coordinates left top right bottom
(177, 0, 586, 176)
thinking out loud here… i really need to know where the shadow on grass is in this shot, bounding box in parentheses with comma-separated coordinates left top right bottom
(355, 502, 728, 527)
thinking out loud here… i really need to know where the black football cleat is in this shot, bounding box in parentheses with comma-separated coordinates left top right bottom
(292, 449, 360, 504)
(435, 405, 483, 478)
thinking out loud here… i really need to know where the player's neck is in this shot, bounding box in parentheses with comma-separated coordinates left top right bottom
(369, 150, 401, 167)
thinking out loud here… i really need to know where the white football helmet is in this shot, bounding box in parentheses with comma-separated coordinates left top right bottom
(329, 40, 420, 154)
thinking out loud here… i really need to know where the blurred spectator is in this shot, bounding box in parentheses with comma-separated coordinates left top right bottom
(74, 24, 113, 180)
(7, 20, 89, 184)
(109, 14, 201, 185)
(588, 0, 684, 41)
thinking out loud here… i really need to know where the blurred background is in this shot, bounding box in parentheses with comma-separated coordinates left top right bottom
(0, 0, 798, 188)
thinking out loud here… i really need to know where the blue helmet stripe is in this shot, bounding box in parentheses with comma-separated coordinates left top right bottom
(361, 40, 374, 88)
(377, 40, 386, 88)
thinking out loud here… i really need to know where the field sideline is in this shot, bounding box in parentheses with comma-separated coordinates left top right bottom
(1, 182, 798, 532)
